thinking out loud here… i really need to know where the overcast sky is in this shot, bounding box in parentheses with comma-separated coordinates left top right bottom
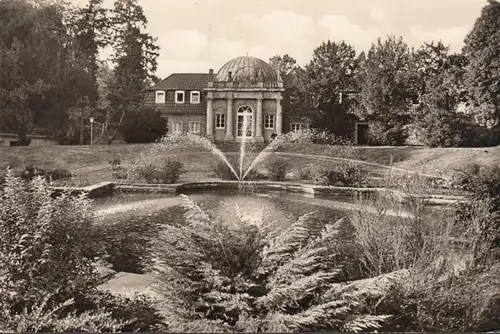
(71, 0, 486, 79)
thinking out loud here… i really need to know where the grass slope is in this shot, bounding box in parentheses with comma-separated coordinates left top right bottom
(1, 144, 499, 180)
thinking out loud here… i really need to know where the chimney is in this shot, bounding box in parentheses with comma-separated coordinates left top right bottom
(228, 71, 232, 81)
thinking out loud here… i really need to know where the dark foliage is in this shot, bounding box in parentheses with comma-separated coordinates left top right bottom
(120, 108, 167, 143)
(265, 159, 290, 181)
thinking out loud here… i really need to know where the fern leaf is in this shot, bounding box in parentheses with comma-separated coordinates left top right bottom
(343, 314, 392, 332)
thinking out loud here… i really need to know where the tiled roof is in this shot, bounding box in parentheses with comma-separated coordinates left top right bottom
(151, 73, 210, 91)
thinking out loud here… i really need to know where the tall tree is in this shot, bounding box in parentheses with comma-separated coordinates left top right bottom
(306, 40, 359, 104)
(414, 41, 468, 111)
(269, 54, 297, 78)
(463, 0, 500, 128)
(356, 35, 415, 145)
(357, 35, 414, 120)
(0, 0, 75, 144)
(106, 0, 159, 144)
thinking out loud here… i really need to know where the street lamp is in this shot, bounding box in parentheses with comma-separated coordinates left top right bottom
(90, 117, 94, 146)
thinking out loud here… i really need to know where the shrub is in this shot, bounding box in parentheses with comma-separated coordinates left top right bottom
(47, 168, 72, 181)
(0, 169, 168, 331)
(153, 195, 391, 332)
(129, 156, 184, 184)
(109, 157, 128, 180)
(209, 156, 261, 181)
(312, 162, 367, 187)
(265, 159, 290, 181)
(19, 164, 47, 181)
(210, 160, 239, 180)
(75, 291, 168, 332)
(295, 165, 313, 180)
(367, 121, 408, 146)
(413, 106, 469, 147)
(120, 107, 168, 144)
(0, 169, 102, 307)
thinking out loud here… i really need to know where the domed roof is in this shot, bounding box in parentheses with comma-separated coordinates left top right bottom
(215, 56, 278, 83)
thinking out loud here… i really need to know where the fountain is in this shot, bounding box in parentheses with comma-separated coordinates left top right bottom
(151, 128, 354, 182)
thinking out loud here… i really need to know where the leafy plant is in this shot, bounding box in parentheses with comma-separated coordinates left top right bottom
(129, 156, 184, 184)
(0, 170, 167, 331)
(109, 157, 128, 180)
(265, 159, 290, 181)
(152, 195, 390, 332)
(47, 168, 72, 181)
(313, 162, 367, 187)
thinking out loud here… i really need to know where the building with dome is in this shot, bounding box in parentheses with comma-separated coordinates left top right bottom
(144, 56, 313, 143)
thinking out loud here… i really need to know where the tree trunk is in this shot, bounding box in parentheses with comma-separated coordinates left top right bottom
(107, 110, 126, 144)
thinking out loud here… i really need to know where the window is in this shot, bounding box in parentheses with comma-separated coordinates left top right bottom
(175, 90, 185, 104)
(190, 91, 200, 104)
(216, 114, 226, 129)
(264, 114, 275, 129)
(172, 121, 182, 134)
(291, 123, 309, 132)
(155, 90, 165, 104)
(189, 121, 201, 134)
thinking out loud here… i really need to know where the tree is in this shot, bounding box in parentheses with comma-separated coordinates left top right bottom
(269, 54, 297, 78)
(120, 107, 167, 143)
(357, 35, 415, 145)
(0, 0, 105, 145)
(106, 0, 159, 144)
(463, 0, 500, 128)
(70, 0, 111, 143)
(306, 40, 360, 104)
(0, 0, 62, 144)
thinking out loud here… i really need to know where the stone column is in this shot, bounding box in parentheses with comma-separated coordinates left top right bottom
(255, 98, 264, 142)
(224, 98, 234, 141)
(206, 97, 214, 141)
(276, 96, 283, 135)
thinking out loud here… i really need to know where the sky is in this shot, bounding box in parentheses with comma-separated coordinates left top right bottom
(71, 0, 486, 79)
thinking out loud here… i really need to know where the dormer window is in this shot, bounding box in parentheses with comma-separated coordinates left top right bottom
(155, 90, 165, 104)
(190, 91, 200, 104)
(175, 90, 185, 104)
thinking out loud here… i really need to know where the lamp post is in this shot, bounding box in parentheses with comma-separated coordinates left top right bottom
(90, 117, 94, 146)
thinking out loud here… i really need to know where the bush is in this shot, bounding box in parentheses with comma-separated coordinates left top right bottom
(75, 291, 168, 332)
(367, 121, 408, 146)
(312, 162, 367, 187)
(413, 106, 468, 147)
(47, 168, 72, 181)
(120, 107, 168, 144)
(153, 196, 390, 332)
(19, 164, 47, 181)
(209, 156, 261, 181)
(109, 157, 128, 180)
(295, 165, 313, 180)
(0, 170, 167, 331)
(210, 160, 239, 180)
(129, 156, 184, 184)
(350, 180, 500, 332)
(265, 159, 290, 181)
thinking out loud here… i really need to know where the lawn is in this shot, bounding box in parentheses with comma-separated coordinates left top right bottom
(1, 143, 499, 184)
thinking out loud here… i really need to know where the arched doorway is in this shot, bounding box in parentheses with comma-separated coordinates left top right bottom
(236, 105, 253, 138)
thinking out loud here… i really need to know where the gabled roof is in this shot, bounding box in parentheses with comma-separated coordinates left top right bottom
(151, 73, 209, 91)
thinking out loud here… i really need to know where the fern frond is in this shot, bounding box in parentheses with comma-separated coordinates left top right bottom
(265, 299, 358, 332)
(257, 271, 342, 311)
(259, 212, 316, 273)
(343, 314, 392, 332)
(324, 269, 410, 301)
